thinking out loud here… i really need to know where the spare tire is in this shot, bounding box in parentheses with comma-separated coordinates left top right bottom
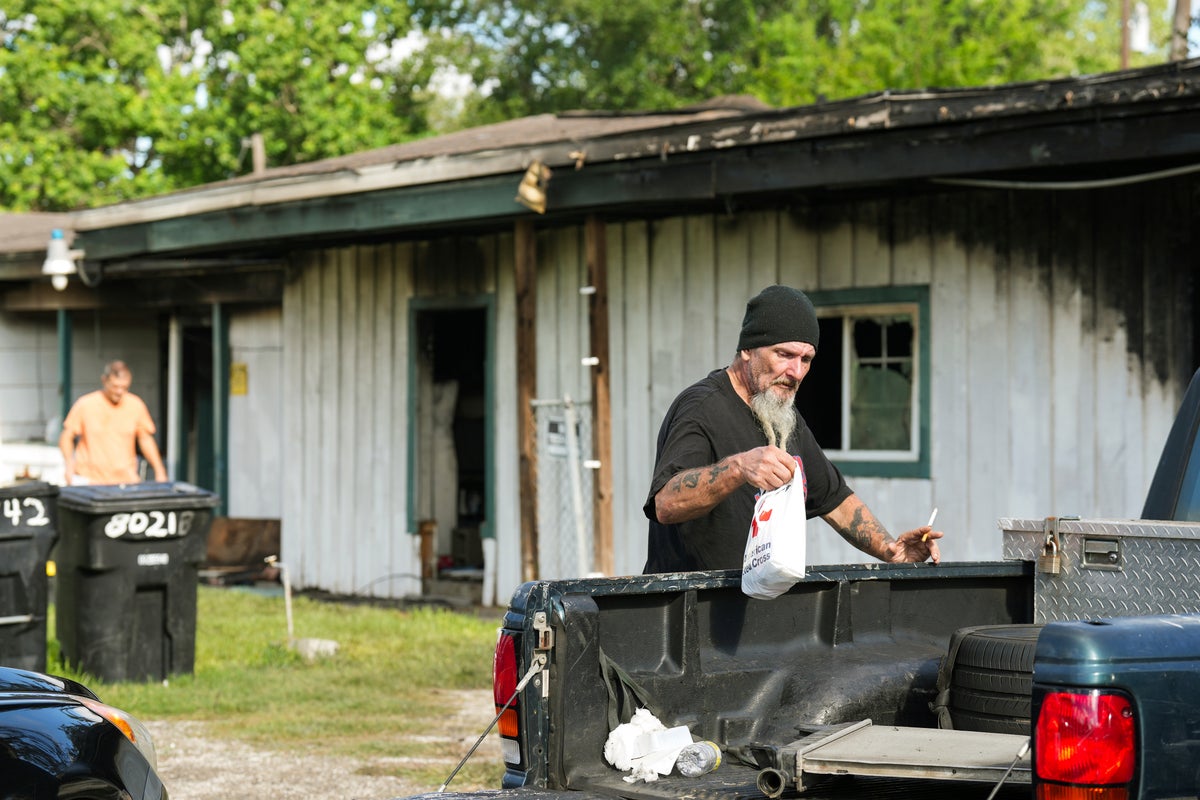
(939, 624, 1043, 735)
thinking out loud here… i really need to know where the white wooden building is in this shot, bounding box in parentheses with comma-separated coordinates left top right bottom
(1, 61, 1197, 606)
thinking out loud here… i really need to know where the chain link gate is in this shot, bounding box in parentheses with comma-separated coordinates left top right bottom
(532, 396, 595, 578)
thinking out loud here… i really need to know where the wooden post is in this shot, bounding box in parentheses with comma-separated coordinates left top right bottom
(586, 216, 614, 576)
(250, 133, 267, 175)
(57, 308, 72, 428)
(419, 519, 437, 580)
(515, 220, 540, 582)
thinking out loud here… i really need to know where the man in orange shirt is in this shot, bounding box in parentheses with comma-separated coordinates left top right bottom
(59, 360, 168, 486)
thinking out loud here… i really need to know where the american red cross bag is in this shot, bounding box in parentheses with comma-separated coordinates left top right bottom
(741, 463, 807, 600)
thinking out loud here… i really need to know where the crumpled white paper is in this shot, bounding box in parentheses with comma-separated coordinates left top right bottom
(602, 708, 692, 783)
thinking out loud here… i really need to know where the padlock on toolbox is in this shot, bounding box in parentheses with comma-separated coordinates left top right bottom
(1038, 517, 1062, 576)
(1038, 538, 1061, 575)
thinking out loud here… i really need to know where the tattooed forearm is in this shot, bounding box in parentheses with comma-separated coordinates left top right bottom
(840, 505, 892, 559)
(671, 464, 730, 493)
(705, 464, 729, 484)
(656, 461, 741, 524)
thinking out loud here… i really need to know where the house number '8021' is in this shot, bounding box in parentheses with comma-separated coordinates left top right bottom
(104, 510, 195, 539)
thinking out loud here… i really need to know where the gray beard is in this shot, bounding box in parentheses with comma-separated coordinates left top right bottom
(750, 389, 797, 449)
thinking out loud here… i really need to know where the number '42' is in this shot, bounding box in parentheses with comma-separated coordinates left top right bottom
(2, 498, 49, 528)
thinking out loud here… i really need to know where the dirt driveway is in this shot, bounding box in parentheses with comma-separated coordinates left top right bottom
(148, 689, 501, 799)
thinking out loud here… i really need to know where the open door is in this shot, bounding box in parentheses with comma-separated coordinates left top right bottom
(176, 318, 215, 492)
(412, 305, 489, 602)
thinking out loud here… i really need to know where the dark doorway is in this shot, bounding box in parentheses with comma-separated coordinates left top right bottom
(413, 306, 488, 582)
(179, 320, 214, 491)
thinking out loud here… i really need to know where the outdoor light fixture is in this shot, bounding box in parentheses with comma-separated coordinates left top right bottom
(43, 228, 83, 291)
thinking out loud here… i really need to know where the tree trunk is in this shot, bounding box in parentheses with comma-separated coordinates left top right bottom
(1171, 0, 1193, 61)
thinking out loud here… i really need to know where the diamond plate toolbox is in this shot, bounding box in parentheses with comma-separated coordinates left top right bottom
(1002, 517, 1200, 624)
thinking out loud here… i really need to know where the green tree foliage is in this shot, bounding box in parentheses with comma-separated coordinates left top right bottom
(1, 1, 1181, 211)
(437, 0, 1163, 124)
(1, 3, 180, 209)
(0, 1, 455, 210)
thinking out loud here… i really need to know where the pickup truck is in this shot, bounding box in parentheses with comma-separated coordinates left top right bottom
(424, 366, 1200, 800)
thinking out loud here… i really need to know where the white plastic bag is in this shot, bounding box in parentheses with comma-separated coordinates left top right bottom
(741, 465, 807, 600)
(603, 708, 691, 783)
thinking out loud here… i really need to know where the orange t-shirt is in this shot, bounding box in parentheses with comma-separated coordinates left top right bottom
(62, 390, 157, 484)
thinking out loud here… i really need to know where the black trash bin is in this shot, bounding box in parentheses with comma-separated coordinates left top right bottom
(0, 481, 58, 672)
(56, 482, 219, 682)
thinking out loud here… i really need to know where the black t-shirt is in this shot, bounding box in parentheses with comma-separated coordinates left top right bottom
(642, 368, 852, 573)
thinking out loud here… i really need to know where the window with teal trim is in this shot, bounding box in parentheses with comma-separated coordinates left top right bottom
(797, 288, 929, 478)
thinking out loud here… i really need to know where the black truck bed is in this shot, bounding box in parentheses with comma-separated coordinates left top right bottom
(500, 561, 1034, 794)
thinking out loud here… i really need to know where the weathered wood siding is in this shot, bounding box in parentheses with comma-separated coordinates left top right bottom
(228, 307, 282, 518)
(280, 180, 1193, 601)
(531, 226, 595, 578)
(280, 236, 521, 600)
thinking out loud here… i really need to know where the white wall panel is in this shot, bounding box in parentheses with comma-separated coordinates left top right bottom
(391, 243, 416, 596)
(649, 218, 687, 428)
(0, 315, 59, 442)
(962, 195, 1010, 558)
(926, 197, 973, 561)
(492, 233, 521, 603)
(817, 205, 855, 290)
(614, 222, 653, 577)
(1006, 197, 1053, 520)
(228, 307, 282, 519)
(779, 207, 820, 295)
(853, 200, 891, 288)
(683, 215, 719, 370)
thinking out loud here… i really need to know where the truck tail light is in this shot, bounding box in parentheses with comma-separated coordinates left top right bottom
(1035, 689, 1135, 800)
(493, 631, 522, 765)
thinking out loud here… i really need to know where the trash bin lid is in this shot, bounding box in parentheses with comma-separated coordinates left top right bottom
(58, 481, 220, 513)
(0, 481, 60, 499)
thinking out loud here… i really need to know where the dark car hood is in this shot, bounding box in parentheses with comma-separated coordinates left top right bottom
(0, 665, 99, 701)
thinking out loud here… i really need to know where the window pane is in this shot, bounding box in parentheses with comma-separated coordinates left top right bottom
(854, 318, 883, 359)
(850, 364, 912, 450)
(849, 315, 913, 451)
(797, 316, 843, 449)
(887, 319, 913, 357)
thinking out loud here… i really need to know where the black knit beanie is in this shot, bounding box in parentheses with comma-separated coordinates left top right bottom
(736, 285, 820, 352)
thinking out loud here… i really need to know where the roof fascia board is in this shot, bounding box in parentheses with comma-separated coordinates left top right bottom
(80, 173, 527, 260)
(75, 102, 1200, 263)
(73, 150, 545, 231)
(72, 61, 1200, 234)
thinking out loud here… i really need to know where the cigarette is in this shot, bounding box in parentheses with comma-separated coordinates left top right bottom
(922, 508, 938, 541)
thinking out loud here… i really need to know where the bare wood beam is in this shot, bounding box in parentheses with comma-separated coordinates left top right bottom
(585, 216, 614, 576)
(515, 219, 540, 582)
(0, 272, 284, 311)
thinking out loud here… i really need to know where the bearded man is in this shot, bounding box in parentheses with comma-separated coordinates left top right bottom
(642, 285, 942, 573)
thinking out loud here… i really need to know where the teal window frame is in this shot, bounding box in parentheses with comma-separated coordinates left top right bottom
(804, 285, 931, 479)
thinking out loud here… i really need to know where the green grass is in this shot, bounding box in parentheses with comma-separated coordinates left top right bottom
(48, 586, 506, 789)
